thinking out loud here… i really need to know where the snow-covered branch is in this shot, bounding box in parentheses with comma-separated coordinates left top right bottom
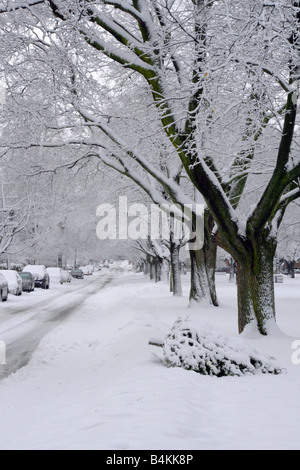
(279, 187, 300, 207)
(0, 0, 44, 13)
(0, 193, 31, 256)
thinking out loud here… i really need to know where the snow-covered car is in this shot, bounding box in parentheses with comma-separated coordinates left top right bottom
(70, 269, 84, 280)
(62, 270, 72, 283)
(19, 272, 35, 292)
(0, 273, 8, 302)
(88, 264, 95, 273)
(23, 265, 50, 290)
(47, 267, 64, 285)
(79, 266, 93, 276)
(0, 270, 23, 296)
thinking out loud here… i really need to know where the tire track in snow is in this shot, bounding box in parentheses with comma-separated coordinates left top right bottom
(0, 275, 114, 381)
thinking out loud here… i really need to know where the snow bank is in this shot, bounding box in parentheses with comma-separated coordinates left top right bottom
(164, 318, 282, 377)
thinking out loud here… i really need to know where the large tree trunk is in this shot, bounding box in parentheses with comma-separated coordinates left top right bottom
(189, 211, 218, 306)
(154, 257, 163, 283)
(143, 256, 150, 276)
(150, 258, 155, 281)
(204, 227, 218, 307)
(236, 238, 277, 335)
(169, 233, 183, 297)
(161, 259, 170, 283)
(189, 246, 218, 306)
(189, 248, 211, 305)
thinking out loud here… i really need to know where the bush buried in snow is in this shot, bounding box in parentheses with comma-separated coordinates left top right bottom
(163, 318, 283, 377)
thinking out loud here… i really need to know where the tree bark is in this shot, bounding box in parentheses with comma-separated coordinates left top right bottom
(236, 238, 277, 335)
(150, 258, 155, 281)
(204, 228, 218, 307)
(154, 257, 162, 283)
(143, 256, 150, 276)
(161, 259, 170, 283)
(169, 233, 183, 297)
(287, 260, 295, 279)
(189, 247, 218, 306)
(189, 248, 211, 305)
(189, 211, 218, 306)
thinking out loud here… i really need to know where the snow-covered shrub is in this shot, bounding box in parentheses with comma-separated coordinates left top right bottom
(163, 318, 282, 377)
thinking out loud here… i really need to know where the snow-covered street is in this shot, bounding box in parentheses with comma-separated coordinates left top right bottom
(0, 272, 299, 450)
(0, 273, 113, 380)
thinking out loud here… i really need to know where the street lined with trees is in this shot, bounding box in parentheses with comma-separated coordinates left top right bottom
(0, 1, 299, 335)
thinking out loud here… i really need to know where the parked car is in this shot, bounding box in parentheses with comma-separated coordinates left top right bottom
(0, 273, 8, 302)
(62, 270, 72, 283)
(0, 270, 23, 296)
(23, 265, 50, 290)
(47, 267, 64, 285)
(19, 272, 35, 293)
(70, 269, 84, 280)
(79, 266, 93, 276)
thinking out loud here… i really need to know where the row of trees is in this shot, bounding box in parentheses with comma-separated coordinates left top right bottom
(0, 146, 134, 265)
(0, 1, 299, 335)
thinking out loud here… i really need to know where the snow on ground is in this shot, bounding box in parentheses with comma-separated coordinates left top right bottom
(0, 274, 108, 343)
(0, 272, 299, 450)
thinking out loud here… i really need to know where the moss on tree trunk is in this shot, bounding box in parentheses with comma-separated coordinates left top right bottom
(236, 238, 277, 335)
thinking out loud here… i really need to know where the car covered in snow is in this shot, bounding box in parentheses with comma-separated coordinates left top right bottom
(0, 273, 8, 301)
(0, 270, 23, 296)
(62, 270, 72, 283)
(70, 268, 84, 280)
(79, 266, 93, 276)
(23, 265, 50, 290)
(47, 267, 64, 285)
(19, 272, 35, 292)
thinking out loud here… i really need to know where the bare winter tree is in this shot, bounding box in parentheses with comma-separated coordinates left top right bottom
(0, 171, 31, 258)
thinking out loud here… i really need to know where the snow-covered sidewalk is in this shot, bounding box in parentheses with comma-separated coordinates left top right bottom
(0, 273, 299, 450)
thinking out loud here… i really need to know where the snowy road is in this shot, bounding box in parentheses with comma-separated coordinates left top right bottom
(0, 273, 299, 450)
(0, 273, 114, 381)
